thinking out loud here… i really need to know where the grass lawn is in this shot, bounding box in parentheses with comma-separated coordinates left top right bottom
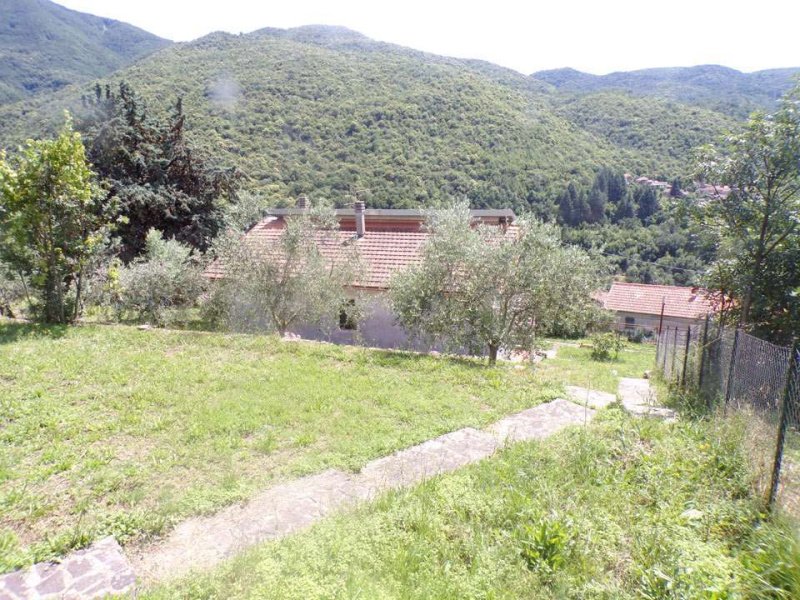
(0, 323, 653, 573)
(145, 408, 800, 599)
(537, 340, 655, 394)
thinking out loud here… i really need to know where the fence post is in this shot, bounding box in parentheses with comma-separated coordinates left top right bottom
(671, 326, 679, 382)
(724, 327, 740, 411)
(681, 325, 692, 389)
(766, 339, 799, 510)
(655, 328, 661, 367)
(661, 327, 669, 371)
(698, 314, 710, 391)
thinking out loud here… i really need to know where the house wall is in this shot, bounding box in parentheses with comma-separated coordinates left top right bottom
(611, 310, 703, 333)
(293, 292, 436, 352)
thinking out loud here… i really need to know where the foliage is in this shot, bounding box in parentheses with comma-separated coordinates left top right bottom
(0, 26, 638, 211)
(0, 260, 27, 317)
(143, 410, 799, 599)
(694, 86, 800, 342)
(78, 82, 241, 260)
(590, 332, 625, 361)
(0, 322, 562, 571)
(391, 202, 602, 363)
(213, 202, 360, 335)
(536, 65, 800, 118)
(517, 516, 574, 576)
(116, 229, 205, 326)
(0, 116, 112, 323)
(0, 0, 169, 105)
(552, 91, 740, 178)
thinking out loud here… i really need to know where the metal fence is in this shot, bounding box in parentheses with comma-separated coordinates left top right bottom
(655, 319, 800, 516)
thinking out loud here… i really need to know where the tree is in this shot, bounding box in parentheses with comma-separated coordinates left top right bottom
(117, 229, 205, 326)
(79, 82, 241, 260)
(0, 116, 112, 323)
(695, 87, 800, 338)
(635, 186, 660, 221)
(390, 202, 601, 364)
(215, 202, 361, 335)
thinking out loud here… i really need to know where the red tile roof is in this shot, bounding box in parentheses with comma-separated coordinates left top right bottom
(205, 212, 517, 290)
(602, 281, 715, 320)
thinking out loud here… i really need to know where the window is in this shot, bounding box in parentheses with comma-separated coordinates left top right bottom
(624, 316, 635, 330)
(339, 299, 358, 330)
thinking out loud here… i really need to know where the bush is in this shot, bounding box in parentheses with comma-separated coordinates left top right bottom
(590, 332, 624, 360)
(117, 229, 205, 326)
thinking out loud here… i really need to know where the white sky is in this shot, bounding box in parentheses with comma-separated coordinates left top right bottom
(56, 0, 800, 75)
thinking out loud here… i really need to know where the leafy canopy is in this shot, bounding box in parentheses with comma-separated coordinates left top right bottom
(214, 202, 361, 335)
(0, 115, 112, 323)
(694, 86, 800, 341)
(390, 202, 602, 363)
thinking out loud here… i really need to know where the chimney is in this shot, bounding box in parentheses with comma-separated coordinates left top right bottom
(296, 195, 310, 210)
(354, 201, 366, 238)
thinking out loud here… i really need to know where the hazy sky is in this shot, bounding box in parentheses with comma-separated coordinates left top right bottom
(56, 0, 800, 75)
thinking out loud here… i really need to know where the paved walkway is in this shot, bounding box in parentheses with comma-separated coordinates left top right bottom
(566, 377, 677, 421)
(0, 398, 592, 597)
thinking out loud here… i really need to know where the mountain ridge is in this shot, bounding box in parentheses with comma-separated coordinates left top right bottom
(0, 0, 171, 104)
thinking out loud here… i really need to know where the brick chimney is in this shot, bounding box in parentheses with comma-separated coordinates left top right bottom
(354, 201, 366, 238)
(296, 195, 310, 210)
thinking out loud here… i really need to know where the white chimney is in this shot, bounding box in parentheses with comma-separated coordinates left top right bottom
(354, 201, 366, 238)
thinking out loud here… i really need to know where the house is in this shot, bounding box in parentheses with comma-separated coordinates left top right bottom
(206, 198, 517, 350)
(598, 281, 715, 334)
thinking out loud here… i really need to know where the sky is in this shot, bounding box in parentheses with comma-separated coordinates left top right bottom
(56, 0, 800, 75)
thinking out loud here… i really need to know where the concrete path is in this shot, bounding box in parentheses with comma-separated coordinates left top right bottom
(0, 398, 593, 597)
(618, 377, 677, 420)
(566, 378, 677, 421)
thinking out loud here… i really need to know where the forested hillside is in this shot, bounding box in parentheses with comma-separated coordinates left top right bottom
(0, 25, 732, 211)
(552, 92, 738, 179)
(0, 0, 170, 104)
(533, 65, 800, 118)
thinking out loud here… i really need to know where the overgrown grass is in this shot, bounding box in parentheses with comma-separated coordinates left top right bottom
(145, 408, 800, 599)
(1, 322, 579, 572)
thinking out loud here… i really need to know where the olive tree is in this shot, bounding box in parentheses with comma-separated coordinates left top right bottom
(390, 202, 601, 364)
(215, 203, 361, 335)
(0, 116, 112, 323)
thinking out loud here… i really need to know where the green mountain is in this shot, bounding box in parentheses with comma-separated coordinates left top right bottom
(0, 0, 171, 104)
(551, 92, 738, 179)
(533, 65, 800, 118)
(0, 25, 743, 208)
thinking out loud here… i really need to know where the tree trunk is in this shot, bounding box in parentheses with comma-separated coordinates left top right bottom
(488, 343, 499, 365)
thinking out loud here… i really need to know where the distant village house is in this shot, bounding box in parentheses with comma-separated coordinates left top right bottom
(598, 281, 715, 334)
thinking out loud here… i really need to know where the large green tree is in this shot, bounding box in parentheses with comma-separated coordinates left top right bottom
(79, 82, 241, 261)
(695, 87, 800, 340)
(391, 203, 601, 364)
(0, 116, 112, 323)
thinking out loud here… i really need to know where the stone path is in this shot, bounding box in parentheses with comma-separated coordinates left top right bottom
(566, 377, 677, 421)
(132, 398, 591, 583)
(0, 538, 135, 600)
(0, 398, 593, 597)
(618, 377, 677, 420)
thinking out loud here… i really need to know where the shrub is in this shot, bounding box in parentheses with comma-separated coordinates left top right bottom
(117, 229, 205, 326)
(590, 332, 624, 360)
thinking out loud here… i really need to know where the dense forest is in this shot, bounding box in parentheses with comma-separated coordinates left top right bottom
(0, 0, 170, 104)
(534, 65, 800, 118)
(0, 25, 736, 213)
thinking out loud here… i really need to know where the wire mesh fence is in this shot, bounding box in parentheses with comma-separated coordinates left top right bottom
(655, 319, 800, 517)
